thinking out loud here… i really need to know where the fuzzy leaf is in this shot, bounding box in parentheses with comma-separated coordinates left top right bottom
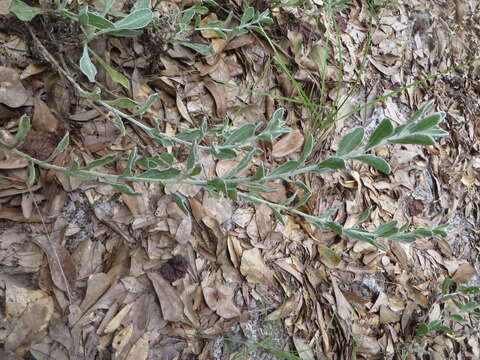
(10, 0, 47, 21)
(135, 168, 181, 181)
(105, 180, 140, 195)
(224, 124, 256, 146)
(114, 8, 153, 29)
(80, 45, 97, 83)
(176, 41, 213, 55)
(337, 127, 364, 156)
(409, 112, 445, 133)
(365, 118, 394, 151)
(15, 114, 31, 144)
(316, 157, 345, 171)
(103, 98, 138, 108)
(82, 154, 117, 170)
(86, 12, 114, 28)
(352, 155, 391, 174)
(46, 132, 69, 162)
(389, 134, 435, 146)
(269, 160, 299, 177)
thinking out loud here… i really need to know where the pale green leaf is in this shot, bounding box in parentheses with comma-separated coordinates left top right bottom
(337, 127, 364, 156)
(79, 44, 97, 83)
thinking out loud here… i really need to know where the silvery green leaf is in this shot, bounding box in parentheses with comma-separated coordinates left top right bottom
(125, 147, 137, 176)
(389, 134, 435, 146)
(207, 178, 229, 193)
(186, 140, 199, 171)
(352, 155, 390, 174)
(398, 221, 410, 233)
(91, 52, 129, 89)
(269, 160, 299, 176)
(245, 183, 277, 193)
(292, 181, 312, 207)
(375, 220, 398, 237)
(336, 127, 364, 156)
(136, 154, 174, 168)
(240, 7, 255, 25)
(133, 0, 150, 10)
(224, 124, 256, 145)
(423, 128, 449, 137)
(176, 41, 213, 55)
(9, 0, 48, 21)
(228, 148, 258, 178)
(409, 100, 435, 123)
(299, 134, 313, 164)
(80, 44, 97, 83)
(316, 157, 345, 171)
(387, 233, 418, 243)
(27, 163, 36, 186)
(357, 207, 371, 224)
(412, 228, 433, 236)
(135, 168, 181, 181)
(135, 93, 158, 115)
(114, 8, 153, 30)
(433, 224, 451, 236)
(343, 228, 386, 251)
(86, 12, 114, 28)
(209, 147, 237, 160)
(114, 114, 126, 136)
(409, 112, 445, 133)
(46, 132, 69, 162)
(177, 129, 203, 142)
(104, 180, 140, 195)
(103, 29, 142, 37)
(82, 154, 117, 170)
(250, 165, 266, 181)
(103, 98, 138, 108)
(271, 207, 285, 225)
(171, 193, 189, 215)
(365, 118, 394, 151)
(15, 115, 31, 144)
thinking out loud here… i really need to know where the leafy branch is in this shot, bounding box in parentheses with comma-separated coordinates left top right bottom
(3, 100, 450, 251)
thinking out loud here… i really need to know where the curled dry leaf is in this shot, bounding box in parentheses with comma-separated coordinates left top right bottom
(147, 272, 184, 322)
(240, 248, 275, 286)
(33, 233, 77, 297)
(452, 263, 477, 283)
(5, 296, 54, 356)
(202, 281, 241, 319)
(0, 207, 42, 222)
(272, 129, 304, 158)
(204, 78, 227, 119)
(33, 97, 59, 133)
(0, 67, 28, 108)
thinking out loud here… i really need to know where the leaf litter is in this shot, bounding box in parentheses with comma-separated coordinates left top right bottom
(0, 0, 479, 359)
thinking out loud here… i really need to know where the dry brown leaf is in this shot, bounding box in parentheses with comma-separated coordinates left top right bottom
(331, 277, 355, 321)
(272, 129, 304, 158)
(79, 273, 111, 312)
(148, 272, 184, 322)
(0, 207, 42, 222)
(0, 67, 28, 108)
(452, 263, 476, 283)
(112, 323, 134, 355)
(260, 180, 288, 203)
(34, 233, 77, 299)
(4, 296, 54, 356)
(126, 332, 149, 360)
(203, 281, 241, 319)
(204, 78, 227, 119)
(105, 303, 134, 334)
(0, 0, 11, 14)
(293, 336, 315, 360)
(240, 248, 275, 286)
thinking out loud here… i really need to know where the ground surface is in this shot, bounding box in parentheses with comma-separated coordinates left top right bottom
(0, 0, 479, 359)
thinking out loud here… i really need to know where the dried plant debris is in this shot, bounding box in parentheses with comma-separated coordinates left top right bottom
(0, 0, 479, 359)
